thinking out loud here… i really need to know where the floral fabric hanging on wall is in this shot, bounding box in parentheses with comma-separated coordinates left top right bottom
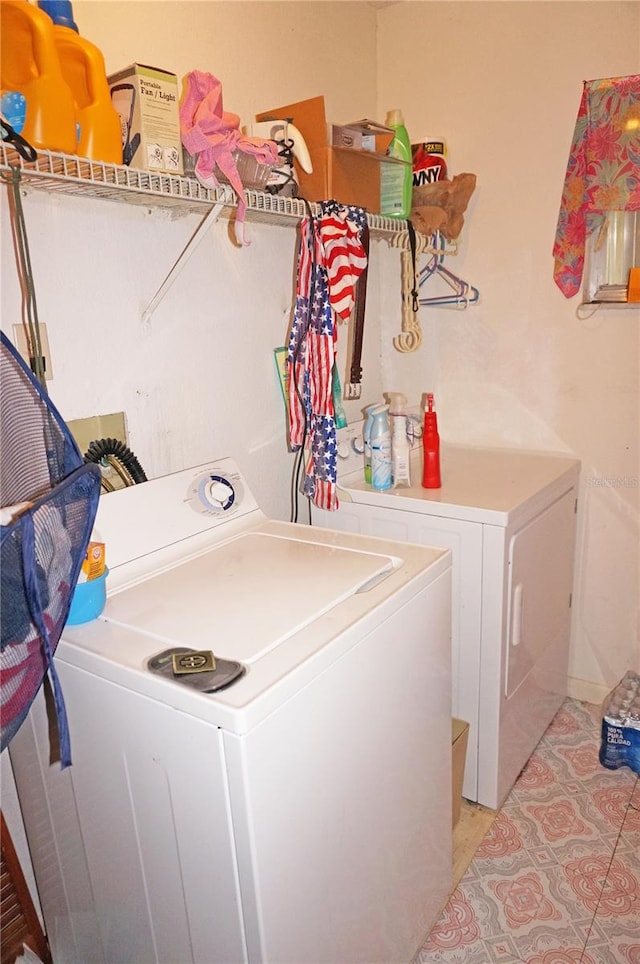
(553, 74, 640, 298)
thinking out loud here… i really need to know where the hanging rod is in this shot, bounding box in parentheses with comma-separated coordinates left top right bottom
(0, 143, 420, 241)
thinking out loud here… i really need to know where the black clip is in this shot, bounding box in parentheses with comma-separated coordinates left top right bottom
(406, 219, 420, 313)
(1, 120, 38, 163)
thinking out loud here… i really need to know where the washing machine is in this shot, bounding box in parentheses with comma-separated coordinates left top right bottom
(312, 422, 580, 810)
(9, 458, 452, 964)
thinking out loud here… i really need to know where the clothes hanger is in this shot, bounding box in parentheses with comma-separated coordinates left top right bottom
(418, 232, 480, 307)
(420, 261, 479, 306)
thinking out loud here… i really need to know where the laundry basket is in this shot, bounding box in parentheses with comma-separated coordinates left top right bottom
(0, 331, 101, 766)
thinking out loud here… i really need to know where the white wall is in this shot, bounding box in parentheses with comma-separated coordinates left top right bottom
(377, 1, 640, 701)
(1, 1, 637, 695)
(2, 0, 385, 521)
(74, 0, 381, 125)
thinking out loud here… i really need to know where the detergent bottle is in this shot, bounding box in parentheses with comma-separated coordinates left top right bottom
(0, 0, 77, 154)
(370, 405, 392, 491)
(363, 403, 378, 485)
(422, 393, 441, 489)
(380, 109, 412, 219)
(388, 392, 411, 488)
(38, 0, 122, 163)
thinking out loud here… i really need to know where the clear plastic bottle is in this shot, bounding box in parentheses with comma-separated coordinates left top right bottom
(380, 109, 412, 219)
(370, 405, 392, 491)
(388, 392, 410, 487)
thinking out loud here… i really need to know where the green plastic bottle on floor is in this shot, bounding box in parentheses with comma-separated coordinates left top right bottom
(380, 109, 412, 219)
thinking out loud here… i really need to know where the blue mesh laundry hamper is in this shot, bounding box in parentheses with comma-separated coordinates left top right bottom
(0, 331, 101, 766)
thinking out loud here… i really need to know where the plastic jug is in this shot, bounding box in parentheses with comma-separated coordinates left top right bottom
(38, 0, 122, 163)
(380, 109, 412, 219)
(0, 0, 77, 154)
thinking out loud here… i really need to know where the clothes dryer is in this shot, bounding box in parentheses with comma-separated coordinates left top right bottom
(10, 458, 452, 964)
(312, 422, 580, 810)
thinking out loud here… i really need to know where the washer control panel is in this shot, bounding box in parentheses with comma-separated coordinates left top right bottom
(188, 468, 244, 516)
(94, 458, 262, 579)
(335, 421, 367, 480)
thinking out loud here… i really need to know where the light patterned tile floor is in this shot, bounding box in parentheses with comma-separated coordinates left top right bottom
(416, 699, 640, 964)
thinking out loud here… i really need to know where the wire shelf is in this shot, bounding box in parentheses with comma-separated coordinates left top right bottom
(0, 143, 414, 239)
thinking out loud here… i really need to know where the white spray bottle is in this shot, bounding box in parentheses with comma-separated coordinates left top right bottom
(387, 392, 411, 487)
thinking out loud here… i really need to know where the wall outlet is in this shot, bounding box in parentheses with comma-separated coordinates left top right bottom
(12, 323, 53, 380)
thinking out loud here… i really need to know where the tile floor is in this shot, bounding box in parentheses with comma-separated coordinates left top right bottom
(417, 698, 640, 964)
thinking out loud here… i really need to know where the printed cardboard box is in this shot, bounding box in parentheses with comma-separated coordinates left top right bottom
(330, 119, 395, 154)
(108, 63, 183, 175)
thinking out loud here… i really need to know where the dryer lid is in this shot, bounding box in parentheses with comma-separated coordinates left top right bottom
(103, 530, 395, 664)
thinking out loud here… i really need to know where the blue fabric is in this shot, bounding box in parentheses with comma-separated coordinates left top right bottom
(1, 330, 101, 764)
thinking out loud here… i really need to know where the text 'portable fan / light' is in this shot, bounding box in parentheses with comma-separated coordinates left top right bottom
(0, 331, 101, 766)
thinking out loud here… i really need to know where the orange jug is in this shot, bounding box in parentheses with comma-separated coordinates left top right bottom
(38, 0, 122, 163)
(0, 0, 77, 154)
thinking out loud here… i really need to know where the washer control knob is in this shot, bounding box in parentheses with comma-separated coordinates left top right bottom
(207, 478, 234, 507)
(189, 471, 240, 515)
(337, 440, 351, 460)
(351, 436, 365, 455)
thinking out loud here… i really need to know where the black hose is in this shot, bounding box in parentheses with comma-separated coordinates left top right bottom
(84, 438, 148, 485)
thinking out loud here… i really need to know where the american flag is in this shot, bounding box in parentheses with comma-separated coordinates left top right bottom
(319, 210, 367, 320)
(287, 202, 368, 511)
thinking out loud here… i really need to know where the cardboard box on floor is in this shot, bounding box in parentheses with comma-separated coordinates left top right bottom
(452, 718, 470, 828)
(256, 96, 400, 212)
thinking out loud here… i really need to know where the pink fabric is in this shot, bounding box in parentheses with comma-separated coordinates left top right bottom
(180, 71, 278, 245)
(553, 74, 640, 298)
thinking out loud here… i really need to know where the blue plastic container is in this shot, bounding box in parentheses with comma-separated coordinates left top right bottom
(67, 569, 108, 625)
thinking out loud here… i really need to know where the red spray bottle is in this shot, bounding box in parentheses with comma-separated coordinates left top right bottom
(421, 393, 441, 489)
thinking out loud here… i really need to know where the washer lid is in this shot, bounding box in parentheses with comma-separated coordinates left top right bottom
(104, 530, 396, 664)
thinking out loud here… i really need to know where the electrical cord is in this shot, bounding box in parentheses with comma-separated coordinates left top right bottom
(1, 165, 46, 386)
(266, 137, 298, 197)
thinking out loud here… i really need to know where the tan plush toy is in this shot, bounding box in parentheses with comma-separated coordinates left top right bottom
(410, 172, 477, 240)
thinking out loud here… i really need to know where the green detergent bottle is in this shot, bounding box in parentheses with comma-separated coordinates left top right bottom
(380, 109, 412, 219)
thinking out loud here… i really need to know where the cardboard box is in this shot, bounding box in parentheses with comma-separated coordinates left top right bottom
(256, 96, 401, 211)
(108, 64, 183, 175)
(452, 718, 469, 828)
(330, 119, 394, 154)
